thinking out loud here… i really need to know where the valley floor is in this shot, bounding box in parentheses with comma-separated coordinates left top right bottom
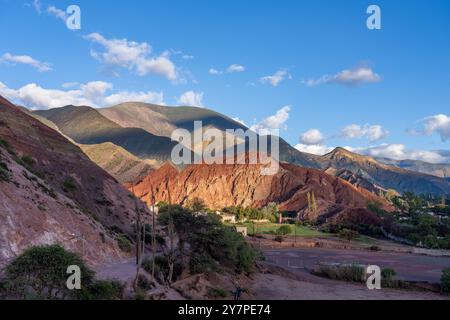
(95, 243, 450, 300)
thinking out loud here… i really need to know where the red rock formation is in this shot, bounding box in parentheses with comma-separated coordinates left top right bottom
(131, 160, 392, 221)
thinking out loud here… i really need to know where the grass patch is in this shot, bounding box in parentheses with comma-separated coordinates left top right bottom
(233, 222, 325, 237)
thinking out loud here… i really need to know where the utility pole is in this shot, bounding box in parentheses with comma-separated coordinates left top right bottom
(167, 180, 175, 284)
(150, 189, 157, 280)
(132, 185, 142, 290)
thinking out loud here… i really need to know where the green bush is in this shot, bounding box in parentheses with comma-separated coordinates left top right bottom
(381, 268, 397, 281)
(21, 155, 36, 167)
(277, 225, 292, 236)
(314, 263, 365, 283)
(63, 177, 77, 192)
(339, 228, 359, 242)
(0, 245, 95, 300)
(117, 235, 132, 253)
(441, 268, 450, 293)
(208, 287, 228, 298)
(80, 280, 124, 300)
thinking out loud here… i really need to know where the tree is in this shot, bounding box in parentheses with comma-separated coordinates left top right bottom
(186, 197, 206, 213)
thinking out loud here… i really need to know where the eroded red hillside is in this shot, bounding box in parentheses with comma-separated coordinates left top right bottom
(0, 95, 149, 265)
(131, 160, 392, 221)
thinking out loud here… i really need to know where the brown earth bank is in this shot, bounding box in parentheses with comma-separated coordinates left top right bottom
(131, 161, 393, 221)
(0, 95, 149, 265)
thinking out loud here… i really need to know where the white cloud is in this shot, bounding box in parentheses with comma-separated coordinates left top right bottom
(299, 129, 325, 145)
(103, 90, 164, 106)
(304, 67, 381, 87)
(208, 68, 222, 75)
(1, 53, 52, 72)
(33, 0, 42, 14)
(47, 5, 66, 21)
(0, 81, 164, 110)
(421, 114, 450, 142)
(260, 69, 289, 87)
(250, 106, 291, 133)
(177, 91, 204, 107)
(226, 64, 245, 73)
(295, 144, 334, 155)
(294, 142, 447, 163)
(85, 33, 177, 81)
(232, 117, 247, 126)
(350, 144, 447, 164)
(182, 55, 194, 60)
(62, 82, 79, 89)
(341, 124, 388, 142)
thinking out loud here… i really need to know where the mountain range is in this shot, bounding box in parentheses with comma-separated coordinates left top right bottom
(34, 102, 450, 196)
(1, 94, 448, 264)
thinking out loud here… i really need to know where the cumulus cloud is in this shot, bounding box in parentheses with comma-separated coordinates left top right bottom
(341, 124, 388, 142)
(349, 144, 447, 164)
(304, 67, 381, 87)
(260, 69, 289, 87)
(299, 129, 325, 145)
(226, 64, 245, 73)
(294, 144, 334, 155)
(421, 114, 450, 142)
(250, 106, 291, 133)
(177, 91, 204, 107)
(85, 33, 177, 81)
(208, 68, 222, 75)
(0, 53, 52, 72)
(0, 81, 164, 110)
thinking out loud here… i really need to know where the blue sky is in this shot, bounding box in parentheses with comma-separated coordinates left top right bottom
(0, 0, 449, 162)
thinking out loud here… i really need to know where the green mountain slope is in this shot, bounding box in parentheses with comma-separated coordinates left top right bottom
(35, 105, 177, 162)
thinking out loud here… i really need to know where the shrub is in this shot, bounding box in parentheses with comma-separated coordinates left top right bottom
(21, 155, 36, 167)
(277, 225, 292, 236)
(80, 280, 124, 300)
(339, 229, 359, 242)
(63, 177, 77, 192)
(314, 263, 365, 283)
(381, 268, 396, 281)
(0, 245, 95, 300)
(208, 287, 228, 298)
(117, 235, 132, 253)
(0, 160, 10, 182)
(441, 268, 450, 293)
